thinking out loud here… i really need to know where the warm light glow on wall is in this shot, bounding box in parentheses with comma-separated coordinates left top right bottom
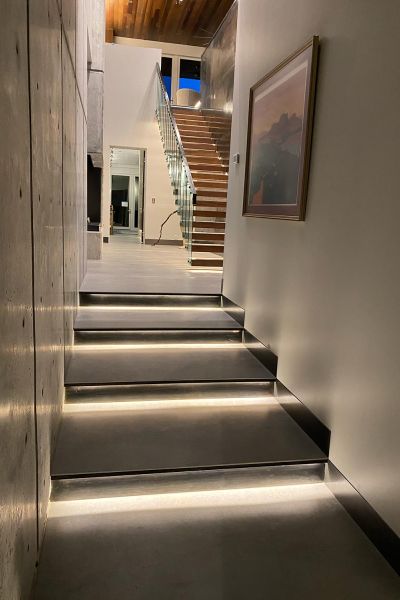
(78, 306, 221, 312)
(64, 396, 277, 414)
(75, 342, 244, 351)
(50, 483, 326, 519)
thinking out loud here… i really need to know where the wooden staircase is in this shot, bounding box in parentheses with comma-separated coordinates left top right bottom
(172, 106, 231, 268)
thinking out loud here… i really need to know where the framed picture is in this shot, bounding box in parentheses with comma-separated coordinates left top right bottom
(243, 36, 319, 220)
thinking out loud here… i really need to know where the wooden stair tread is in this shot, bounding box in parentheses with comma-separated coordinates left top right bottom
(171, 107, 232, 268)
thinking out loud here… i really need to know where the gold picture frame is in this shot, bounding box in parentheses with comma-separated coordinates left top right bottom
(243, 36, 320, 220)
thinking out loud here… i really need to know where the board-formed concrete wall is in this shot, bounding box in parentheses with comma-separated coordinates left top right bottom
(223, 0, 400, 536)
(0, 3, 37, 599)
(0, 1, 88, 597)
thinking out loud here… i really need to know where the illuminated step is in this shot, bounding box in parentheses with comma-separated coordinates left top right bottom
(36, 464, 399, 599)
(51, 383, 325, 477)
(74, 306, 241, 331)
(64, 343, 275, 386)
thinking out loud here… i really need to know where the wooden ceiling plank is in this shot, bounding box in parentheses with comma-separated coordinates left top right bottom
(144, 0, 163, 40)
(174, 0, 197, 44)
(158, 0, 171, 34)
(114, 0, 234, 46)
(140, 0, 152, 39)
(161, 0, 180, 41)
(129, 0, 139, 36)
(189, 0, 218, 45)
(133, 0, 147, 38)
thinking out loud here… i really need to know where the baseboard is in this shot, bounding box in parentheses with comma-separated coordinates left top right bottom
(325, 462, 400, 576)
(275, 381, 331, 455)
(145, 239, 183, 246)
(243, 329, 278, 377)
(221, 295, 245, 326)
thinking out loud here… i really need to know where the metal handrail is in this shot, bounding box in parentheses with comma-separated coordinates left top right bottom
(155, 63, 196, 195)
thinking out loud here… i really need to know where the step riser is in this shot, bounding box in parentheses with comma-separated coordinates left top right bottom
(79, 293, 222, 307)
(192, 173, 228, 181)
(177, 126, 231, 135)
(193, 181, 228, 189)
(196, 201, 227, 208)
(74, 330, 243, 344)
(192, 233, 225, 241)
(186, 150, 226, 159)
(180, 130, 230, 139)
(192, 244, 224, 253)
(197, 190, 227, 198)
(65, 380, 270, 404)
(189, 164, 228, 172)
(193, 210, 226, 218)
(175, 118, 230, 125)
(191, 258, 224, 267)
(193, 222, 226, 230)
(184, 143, 229, 151)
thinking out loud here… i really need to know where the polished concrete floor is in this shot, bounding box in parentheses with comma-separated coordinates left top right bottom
(35, 467, 400, 600)
(81, 234, 222, 294)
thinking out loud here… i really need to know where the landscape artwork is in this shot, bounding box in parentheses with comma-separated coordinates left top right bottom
(243, 37, 319, 219)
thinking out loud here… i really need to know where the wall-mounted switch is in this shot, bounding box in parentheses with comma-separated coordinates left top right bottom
(233, 153, 240, 164)
(152, 197, 156, 204)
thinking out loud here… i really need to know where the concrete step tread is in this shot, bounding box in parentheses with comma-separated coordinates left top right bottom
(51, 389, 326, 477)
(74, 307, 238, 331)
(65, 344, 275, 386)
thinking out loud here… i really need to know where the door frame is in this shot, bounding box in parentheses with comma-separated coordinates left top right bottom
(109, 146, 146, 239)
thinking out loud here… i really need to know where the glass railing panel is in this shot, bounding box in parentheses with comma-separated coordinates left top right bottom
(155, 63, 196, 265)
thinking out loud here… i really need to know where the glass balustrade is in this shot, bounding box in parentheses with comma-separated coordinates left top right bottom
(155, 64, 196, 263)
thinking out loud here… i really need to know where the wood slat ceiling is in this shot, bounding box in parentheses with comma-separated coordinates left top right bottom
(106, 0, 235, 47)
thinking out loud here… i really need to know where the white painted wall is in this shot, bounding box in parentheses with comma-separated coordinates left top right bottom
(223, 0, 400, 535)
(103, 43, 181, 241)
(114, 36, 204, 59)
(114, 37, 203, 104)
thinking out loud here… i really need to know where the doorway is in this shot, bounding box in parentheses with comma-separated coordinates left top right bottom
(110, 147, 145, 240)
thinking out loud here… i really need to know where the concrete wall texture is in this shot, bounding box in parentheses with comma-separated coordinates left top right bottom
(0, 1, 88, 598)
(223, 0, 400, 535)
(103, 43, 181, 242)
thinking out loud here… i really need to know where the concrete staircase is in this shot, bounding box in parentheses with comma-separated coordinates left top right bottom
(173, 107, 232, 268)
(33, 291, 400, 599)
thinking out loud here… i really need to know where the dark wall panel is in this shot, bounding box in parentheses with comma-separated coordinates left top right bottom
(88, 157, 102, 223)
(200, 1, 237, 111)
(29, 0, 64, 543)
(0, 2, 37, 599)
